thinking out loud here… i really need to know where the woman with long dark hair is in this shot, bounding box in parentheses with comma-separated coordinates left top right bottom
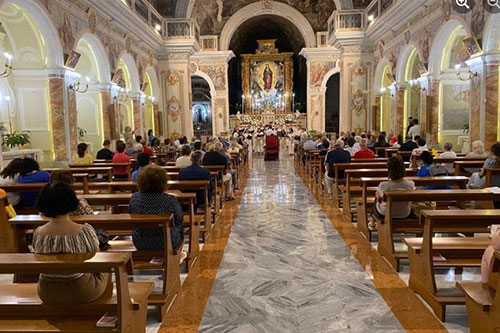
(74, 143, 93, 165)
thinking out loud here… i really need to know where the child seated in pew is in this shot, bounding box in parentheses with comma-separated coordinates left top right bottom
(18, 158, 50, 207)
(481, 228, 500, 283)
(33, 182, 109, 305)
(131, 153, 150, 182)
(417, 151, 452, 190)
(49, 170, 93, 215)
(467, 142, 500, 189)
(74, 143, 93, 165)
(0, 158, 23, 208)
(129, 165, 187, 262)
(372, 157, 415, 228)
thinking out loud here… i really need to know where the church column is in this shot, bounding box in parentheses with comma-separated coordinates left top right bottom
(426, 77, 440, 144)
(132, 95, 143, 138)
(418, 78, 428, 138)
(100, 86, 113, 141)
(373, 96, 381, 132)
(467, 56, 484, 143)
(153, 102, 162, 137)
(394, 85, 406, 136)
(48, 75, 68, 161)
(484, 55, 500, 148)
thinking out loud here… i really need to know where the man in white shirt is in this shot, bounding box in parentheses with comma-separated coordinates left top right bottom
(407, 119, 421, 139)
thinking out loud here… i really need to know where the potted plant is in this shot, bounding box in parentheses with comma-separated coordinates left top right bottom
(3, 131, 30, 151)
(463, 123, 469, 134)
(78, 127, 87, 138)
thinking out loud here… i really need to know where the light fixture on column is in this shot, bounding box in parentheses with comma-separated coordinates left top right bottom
(455, 64, 477, 81)
(69, 76, 89, 93)
(1, 52, 13, 78)
(115, 88, 130, 103)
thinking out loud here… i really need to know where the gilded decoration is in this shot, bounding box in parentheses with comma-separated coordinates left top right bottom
(199, 65, 226, 90)
(167, 96, 182, 121)
(167, 70, 181, 86)
(241, 40, 294, 114)
(351, 89, 366, 116)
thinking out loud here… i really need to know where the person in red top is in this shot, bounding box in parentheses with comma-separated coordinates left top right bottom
(112, 142, 131, 180)
(140, 138, 154, 157)
(353, 139, 376, 159)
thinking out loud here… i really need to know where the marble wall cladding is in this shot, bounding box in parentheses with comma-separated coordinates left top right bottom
(199, 158, 403, 333)
(396, 89, 405, 136)
(48, 78, 67, 161)
(485, 64, 499, 148)
(469, 69, 482, 143)
(100, 90, 112, 141)
(420, 89, 427, 136)
(429, 81, 440, 144)
(133, 98, 142, 137)
(67, 88, 78, 161)
(153, 103, 161, 137)
(374, 97, 381, 132)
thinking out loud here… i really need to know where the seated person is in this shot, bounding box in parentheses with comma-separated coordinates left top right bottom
(468, 142, 500, 189)
(353, 139, 376, 159)
(439, 141, 457, 174)
(324, 139, 351, 196)
(74, 143, 93, 165)
(0, 158, 23, 208)
(140, 138, 154, 157)
(49, 170, 93, 215)
(132, 153, 150, 182)
(33, 182, 109, 305)
(398, 135, 418, 162)
(112, 142, 131, 180)
(417, 151, 452, 189)
(96, 140, 114, 160)
(344, 137, 358, 157)
(319, 139, 330, 156)
(125, 139, 135, 156)
(176, 145, 192, 168)
(373, 157, 415, 220)
(412, 138, 428, 154)
(18, 158, 50, 206)
(373, 135, 390, 158)
(178, 151, 214, 209)
(466, 140, 488, 158)
(203, 142, 234, 201)
(129, 166, 186, 260)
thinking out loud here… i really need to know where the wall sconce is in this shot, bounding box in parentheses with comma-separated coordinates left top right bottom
(114, 88, 130, 103)
(69, 76, 89, 93)
(455, 64, 477, 81)
(1, 52, 13, 78)
(379, 88, 387, 94)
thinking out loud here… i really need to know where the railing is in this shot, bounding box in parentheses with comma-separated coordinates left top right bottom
(165, 19, 200, 41)
(200, 36, 219, 51)
(316, 32, 328, 47)
(121, 0, 163, 35)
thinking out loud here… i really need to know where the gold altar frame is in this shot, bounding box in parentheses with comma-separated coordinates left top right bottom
(241, 51, 294, 115)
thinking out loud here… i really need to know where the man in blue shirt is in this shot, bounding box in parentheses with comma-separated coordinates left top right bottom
(131, 153, 150, 182)
(179, 151, 214, 208)
(324, 139, 351, 196)
(417, 151, 452, 190)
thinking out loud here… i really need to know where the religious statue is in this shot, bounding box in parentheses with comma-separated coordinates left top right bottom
(263, 64, 273, 91)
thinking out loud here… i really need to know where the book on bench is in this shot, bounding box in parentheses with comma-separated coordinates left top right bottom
(96, 313, 117, 328)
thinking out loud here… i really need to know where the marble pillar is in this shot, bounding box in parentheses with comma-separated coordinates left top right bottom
(485, 64, 499, 148)
(374, 97, 381, 132)
(469, 73, 482, 143)
(420, 88, 427, 138)
(428, 81, 440, 144)
(48, 78, 68, 161)
(133, 98, 142, 137)
(101, 90, 113, 141)
(67, 88, 78, 161)
(153, 103, 162, 137)
(395, 88, 405, 136)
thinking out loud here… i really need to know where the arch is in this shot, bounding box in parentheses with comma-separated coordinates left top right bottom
(428, 18, 470, 75)
(395, 43, 419, 83)
(373, 58, 390, 93)
(118, 52, 140, 93)
(145, 66, 161, 99)
(320, 66, 341, 89)
(74, 32, 111, 83)
(0, 0, 64, 68)
(193, 69, 217, 97)
(219, 1, 316, 50)
(483, 13, 500, 53)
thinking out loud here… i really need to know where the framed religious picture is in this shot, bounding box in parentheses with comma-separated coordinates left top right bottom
(386, 72, 395, 84)
(463, 36, 482, 56)
(65, 50, 81, 69)
(112, 68, 125, 86)
(416, 61, 428, 75)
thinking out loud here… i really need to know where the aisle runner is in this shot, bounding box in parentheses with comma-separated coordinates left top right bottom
(199, 158, 403, 332)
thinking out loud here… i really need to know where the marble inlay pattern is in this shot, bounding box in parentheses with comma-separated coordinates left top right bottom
(48, 78, 68, 161)
(429, 80, 440, 144)
(100, 90, 113, 141)
(485, 64, 499, 148)
(199, 158, 403, 332)
(396, 89, 405, 136)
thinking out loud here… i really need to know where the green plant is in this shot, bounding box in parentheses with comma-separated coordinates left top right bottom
(308, 130, 318, 136)
(3, 131, 30, 148)
(78, 127, 87, 138)
(234, 103, 242, 113)
(294, 102, 304, 112)
(463, 123, 469, 134)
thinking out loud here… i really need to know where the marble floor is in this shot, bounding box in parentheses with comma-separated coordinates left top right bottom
(198, 157, 403, 332)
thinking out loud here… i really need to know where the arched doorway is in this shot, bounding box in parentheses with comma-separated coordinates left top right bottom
(114, 54, 140, 141)
(325, 73, 340, 135)
(143, 67, 161, 138)
(0, 0, 63, 162)
(403, 48, 421, 132)
(74, 35, 109, 155)
(191, 75, 213, 138)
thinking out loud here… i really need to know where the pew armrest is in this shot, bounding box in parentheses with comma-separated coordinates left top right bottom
(457, 282, 494, 312)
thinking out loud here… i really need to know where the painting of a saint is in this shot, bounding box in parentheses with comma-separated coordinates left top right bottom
(263, 65, 273, 91)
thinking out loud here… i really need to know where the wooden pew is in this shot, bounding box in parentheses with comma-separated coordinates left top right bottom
(69, 163, 132, 181)
(457, 250, 500, 332)
(45, 167, 114, 182)
(356, 176, 469, 241)
(403, 210, 498, 321)
(485, 167, 500, 188)
(0, 252, 153, 332)
(454, 160, 486, 176)
(341, 168, 418, 221)
(79, 192, 200, 270)
(11, 214, 178, 321)
(378, 189, 500, 271)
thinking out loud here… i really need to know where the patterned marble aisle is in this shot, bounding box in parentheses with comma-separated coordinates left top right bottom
(199, 157, 403, 332)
